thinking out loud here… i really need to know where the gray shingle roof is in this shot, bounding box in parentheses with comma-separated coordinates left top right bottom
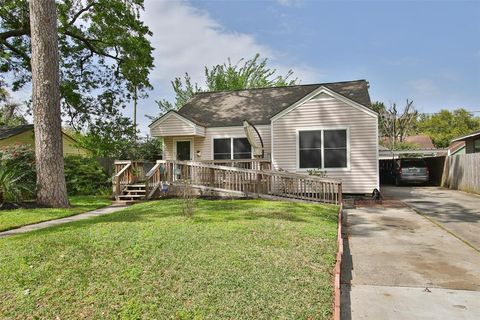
(0, 124, 34, 140)
(174, 80, 371, 127)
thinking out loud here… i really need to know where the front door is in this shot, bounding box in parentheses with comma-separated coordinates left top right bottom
(176, 140, 191, 160)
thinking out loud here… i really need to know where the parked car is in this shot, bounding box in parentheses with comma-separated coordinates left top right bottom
(394, 158, 429, 185)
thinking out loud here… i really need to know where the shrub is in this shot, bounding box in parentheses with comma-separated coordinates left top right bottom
(0, 145, 36, 200)
(64, 156, 110, 195)
(0, 165, 33, 205)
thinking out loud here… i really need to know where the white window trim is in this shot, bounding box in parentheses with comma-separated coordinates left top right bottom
(173, 137, 194, 160)
(296, 127, 351, 172)
(211, 135, 253, 160)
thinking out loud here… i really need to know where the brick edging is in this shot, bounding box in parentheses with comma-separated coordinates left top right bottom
(333, 203, 343, 320)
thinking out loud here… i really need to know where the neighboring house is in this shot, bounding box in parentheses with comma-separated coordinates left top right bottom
(404, 135, 435, 149)
(451, 131, 480, 154)
(149, 80, 379, 194)
(381, 135, 435, 149)
(0, 124, 88, 156)
(447, 141, 466, 156)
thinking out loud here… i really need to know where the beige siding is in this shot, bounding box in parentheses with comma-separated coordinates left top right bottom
(272, 92, 378, 194)
(150, 114, 195, 136)
(162, 125, 271, 161)
(0, 129, 88, 156)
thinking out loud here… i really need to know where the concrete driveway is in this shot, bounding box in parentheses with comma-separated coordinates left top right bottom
(382, 186, 480, 251)
(341, 193, 480, 319)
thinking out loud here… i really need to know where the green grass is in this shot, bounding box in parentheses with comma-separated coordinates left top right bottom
(0, 196, 111, 232)
(0, 199, 338, 319)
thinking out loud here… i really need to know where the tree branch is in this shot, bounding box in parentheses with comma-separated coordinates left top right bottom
(0, 28, 28, 40)
(0, 39, 31, 66)
(68, 2, 98, 26)
(63, 30, 124, 63)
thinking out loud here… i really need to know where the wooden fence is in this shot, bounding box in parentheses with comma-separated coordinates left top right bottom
(442, 153, 480, 194)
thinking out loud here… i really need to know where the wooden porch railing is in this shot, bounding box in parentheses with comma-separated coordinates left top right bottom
(113, 161, 134, 197)
(144, 163, 162, 199)
(113, 160, 153, 198)
(199, 159, 272, 171)
(157, 160, 342, 205)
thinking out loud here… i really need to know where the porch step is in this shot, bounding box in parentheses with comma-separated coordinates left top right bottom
(127, 184, 146, 188)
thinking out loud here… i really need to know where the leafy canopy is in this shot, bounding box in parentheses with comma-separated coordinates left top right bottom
(155, 54, 298, 114)
(0, 0, 154, 137)
(416, 109, 480, 148)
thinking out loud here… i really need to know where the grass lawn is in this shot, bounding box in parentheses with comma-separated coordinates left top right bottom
(0, 199, 338, 319)
(0, 196, 111, 232)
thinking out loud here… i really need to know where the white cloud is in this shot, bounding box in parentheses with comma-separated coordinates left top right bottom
(8, 0, 321, 134)
(137, 0, 320, 133)
(143, 0, 272, 86)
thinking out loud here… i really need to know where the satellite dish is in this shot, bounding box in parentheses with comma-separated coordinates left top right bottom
(243, 120, 264, 158)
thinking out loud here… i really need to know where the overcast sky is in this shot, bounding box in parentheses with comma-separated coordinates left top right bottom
(11, 0, 480, 135)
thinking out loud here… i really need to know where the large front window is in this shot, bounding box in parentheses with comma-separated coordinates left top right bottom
(213, 137, 251, 160)
(298, 129, 348, 169)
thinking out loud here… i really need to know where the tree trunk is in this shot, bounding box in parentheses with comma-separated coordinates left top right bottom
(29, 0, 69, 207)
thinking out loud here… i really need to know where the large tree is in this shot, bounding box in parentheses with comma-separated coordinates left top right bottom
(155, 54, 297, 114)
(29, 0, 68, 207)
(416, 109, 480, 148)
(0, 0, 154, 135)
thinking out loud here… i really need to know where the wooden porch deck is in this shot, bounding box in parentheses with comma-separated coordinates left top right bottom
(113, 159, 342, 205)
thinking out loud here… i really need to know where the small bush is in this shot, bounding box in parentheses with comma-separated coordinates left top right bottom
(64, 156, 110, 195)
(0, 145, 36, 200)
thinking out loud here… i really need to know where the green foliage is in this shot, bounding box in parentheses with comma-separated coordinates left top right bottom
(1, 0, 154, 142)
(416, 109, 480, 148)
(154, 53, 298, 114)
(0, 165, 32, 205)
(64, 156, 110, 195)
(72, 120, 137, 158)
(128, 136, 163, 161)
(0, 89, 27, 126)
(307, 169, 328, 178)
(0, 145, 36, 199)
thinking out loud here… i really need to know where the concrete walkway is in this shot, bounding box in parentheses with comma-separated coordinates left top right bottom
(382, 186, 480, 251)
(0, 205, 127, 238)
(341, 204, 480, 319)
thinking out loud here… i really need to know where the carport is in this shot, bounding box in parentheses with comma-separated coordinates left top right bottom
(379, 147, 446, 185)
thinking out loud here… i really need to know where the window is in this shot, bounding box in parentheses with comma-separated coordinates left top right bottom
(213, 138, 231, 159)
(298, 129, 348, 169)
(475, 139, 480, 153)
(233, 138, 251, 159)
(324, 130, 347, 168)
(213, 137, 251, 160)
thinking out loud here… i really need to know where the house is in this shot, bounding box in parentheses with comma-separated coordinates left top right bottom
(447, 141, 466, 156)
(451, 131, 480, 154)
(149, 80, 379, 194)
(0, 124, 88, 156)
(404, 135, 435, 149)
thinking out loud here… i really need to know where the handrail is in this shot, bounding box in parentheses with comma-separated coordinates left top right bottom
(155, 160, 342, 204)
(115, 163, 132, 177)
(144, 163, 162, 199)
(166, 160, 341, 183)
(114, 162, 132, 197)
